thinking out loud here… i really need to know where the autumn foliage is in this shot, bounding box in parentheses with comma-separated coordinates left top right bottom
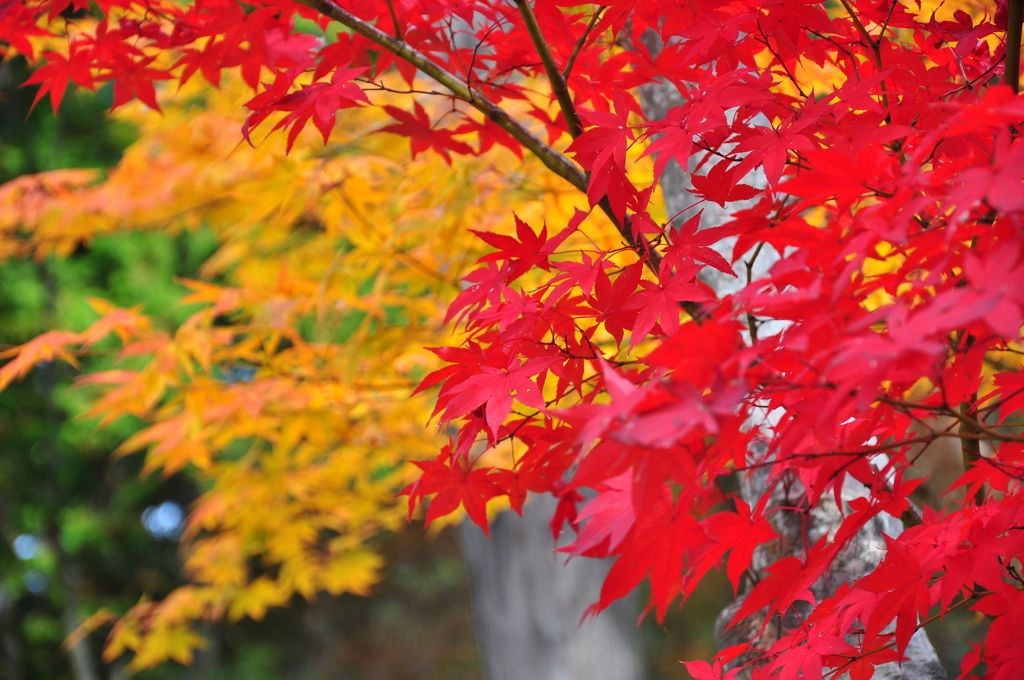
(0, 71, 590, 666)
(3, 0, 1024, 677)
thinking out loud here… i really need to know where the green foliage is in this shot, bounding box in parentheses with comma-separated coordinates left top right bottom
(0, 60, 204, 680)
(0, 57, 134, 183)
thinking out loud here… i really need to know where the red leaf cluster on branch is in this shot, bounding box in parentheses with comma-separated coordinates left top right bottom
(6, 0, 1024, 676)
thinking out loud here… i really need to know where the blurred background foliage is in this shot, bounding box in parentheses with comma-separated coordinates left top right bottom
(0, 53, 736, 680)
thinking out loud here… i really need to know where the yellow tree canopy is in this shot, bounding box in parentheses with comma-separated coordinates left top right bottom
(0, 72, 634, 669)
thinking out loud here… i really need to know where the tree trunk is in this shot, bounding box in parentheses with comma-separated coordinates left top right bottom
(58, 557, 101, 680)
(716, 458, 946, 679)
(0, 586, 23, 680)
(459, 495, 646, 680)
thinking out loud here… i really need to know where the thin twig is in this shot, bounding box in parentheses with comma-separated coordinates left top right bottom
(745, 241, 767, 343)
(755, 24, 806, 98)
(837, 0, 890, 110)
(514, 0, 584, 138)
(876, 0, 898, 42)
(878, 395, 1024, 444)
(838, 0, 876, 53)
(1006, 0, 1023, 93)
(563, 6, 605, 82)
(290, 0, 698, 315)
(823, 589, 996, 679)
(385, 0, 403, 42)
(292, 0, 587, 192)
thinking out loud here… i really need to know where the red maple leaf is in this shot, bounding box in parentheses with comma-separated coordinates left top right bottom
(108, 54, 171, 111)
(681, 660, 741, 680)
(594, 492, 710, 621)
(698, 500, 778, 593)
(23, 47, 95, 114)
(175, 40, 228, 87)
(473, 214, 574, 281)
(662, 212, 737, 277)
(765, 631, 855, 680)
(857, 535, 933, 656)
(266, 65, 370, 151)
(623, 262, 712, 348)
(591, 261, 644, 346)
(732, 544, 835, 629)
(732, 115, 817, 187)
(689, 162, 761, 208)
(441, 356, 555, 438)
(567, 91, 636, 219)
(561, 470, 635, 558)
(402, 453, 501, 534)
(380, 101, 475, 163)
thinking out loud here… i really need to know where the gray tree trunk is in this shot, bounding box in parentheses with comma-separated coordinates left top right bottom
(716, 456, 946, 680)
(459, 495, 645, 680)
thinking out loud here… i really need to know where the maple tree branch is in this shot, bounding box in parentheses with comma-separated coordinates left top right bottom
(291, 0, 587, 192)
(694, 139, 741, 163)
(822, 589, 995, 679)
(385, 0, 403, 41)
(805, 27, 858, 71)
(291, 0, 677, 298)
(960, 398, 987, 505)
(876, 0, 898, 42)
(563, 6, 605, 82)
(755, 25, 806, 98)
(836, 0, 892, 110)
(837, 0, 876, 55)
(731, 426, 1024, 474)
(745, 241, 766, 343)
(514, 0, 584, 139)
(878, 395, 1024, 444)
(1007, 0, 1023, 93)
(357, 77, 449, 96)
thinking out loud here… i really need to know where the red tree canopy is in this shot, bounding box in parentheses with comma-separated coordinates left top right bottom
(4, 0, 1024, 677)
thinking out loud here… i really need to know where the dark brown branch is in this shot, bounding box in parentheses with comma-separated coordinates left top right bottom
(514, 0, 584, 139)
(1007, 0, 1023, 93)
(961, 399, 986, 505)
(879, 395, 1024, 444)
(385, 0, 403, 41)
(292, 0, 588, 192)
(563, 6, 605, 82)
(836, 0, 891, 108)
(838, 0, 876, 56)
(290, 0, 695, 314)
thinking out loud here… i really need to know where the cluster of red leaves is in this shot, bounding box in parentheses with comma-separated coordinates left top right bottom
(6, 0, 1024, 677)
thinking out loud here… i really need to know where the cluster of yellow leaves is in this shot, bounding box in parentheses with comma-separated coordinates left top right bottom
(0, 70, 623, 668)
